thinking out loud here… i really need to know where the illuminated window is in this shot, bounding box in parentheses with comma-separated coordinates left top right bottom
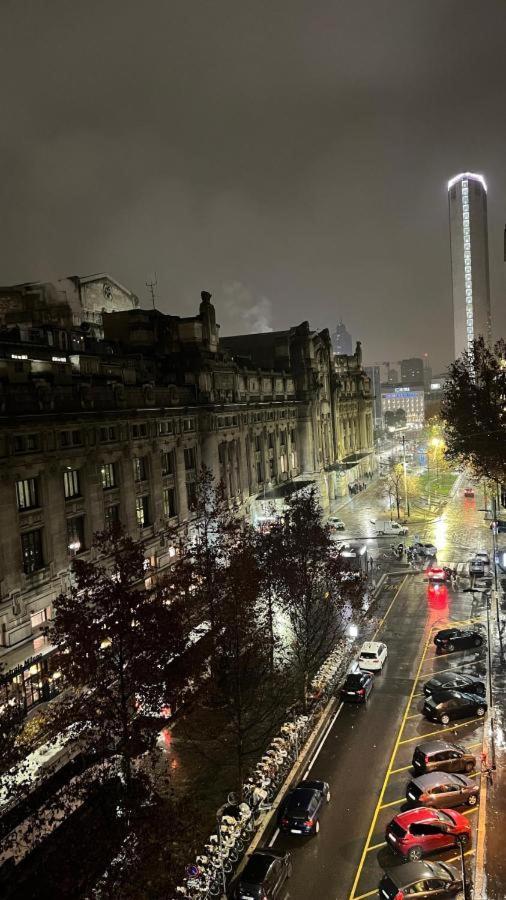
(21, 529, 44, 574)
(136, 495, 150, 528)
(63, 469, 80, 499)
(163, 486, 177, 518)
(133, 456, 147, 482)
(100, 462, 117, 489)
(67, 516, 85, 554)
(16, 477, 39, 511)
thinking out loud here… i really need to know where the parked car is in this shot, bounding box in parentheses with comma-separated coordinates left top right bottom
(464, 487, 475, 498)
(434, 627, 483, 654)
(474, 550, 490, 565)
(328, 517, 345, 531)
(379, 860, 462, 898)
(235, 849, 291, 899)
(385, 807, 470, 861)
(406, 772, 479, 808)
(423, 671, 485, 697)
(340, 671, 374, 703)
(412, 542, 437, 557)
(412, 740, 477, 775)
(469, 557, 486, 577)
(422, 690, 487, 725)
(278, 780, 330, 835)
(357, 641, 388, 672)
(494, 519, 506, 534)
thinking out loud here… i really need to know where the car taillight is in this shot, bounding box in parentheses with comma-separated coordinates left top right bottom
(304, 819, 313, 827)
(358, 688, 365, 695)
(419, 793, 427, 802)
(425, 755, 430, 763)
(394, 892, 404, 900)
(281, 818, 289, 826)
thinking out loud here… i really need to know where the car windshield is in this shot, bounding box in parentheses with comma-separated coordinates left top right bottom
(360, 652, 377, 659)
(389, 820, 406, 838)
(436, 811, 454, 825)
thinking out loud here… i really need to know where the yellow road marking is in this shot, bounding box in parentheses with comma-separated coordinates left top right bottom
(372, 574, 408, 640)
(406, 712, 420, 720)
(399, 718, 483, 744)
(352, 891, 377, 900)
(416, 659, 485, 680)
(462, 806, 479, 816)
(446, 848, 475, 863)
(348, 622, 433, 900)
(379, 797, 404, 810)
(365, 841, 386, 853)
(391, 763, 412, 774)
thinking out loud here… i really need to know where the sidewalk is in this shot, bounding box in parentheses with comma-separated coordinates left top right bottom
(475, 581, 506, 899)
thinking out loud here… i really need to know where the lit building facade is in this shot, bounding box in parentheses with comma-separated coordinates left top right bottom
(448, 172, 492, 358)
(381, 386, 425, 426)
(331, 319, 353, 356)
(0, 286, 374, 712)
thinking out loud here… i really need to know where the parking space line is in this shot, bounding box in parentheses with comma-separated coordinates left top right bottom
(365, 841, 386, 853)
(379, 797, 404, 810)
(462, 806, 479, 816)
(348, 624, 434, 900)
(416, 659, 485, 680)
(351, 891, 377, 900)
(399, 717, 483, 744)
(446, 848, 475, 864)
(406, 712, 420, 720)
(390, 763, 412, 774)
(268, 827, 279, 848)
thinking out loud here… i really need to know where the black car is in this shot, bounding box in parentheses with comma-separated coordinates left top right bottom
(423, 671, 485, 697)
(340, 671, 374, 703)
(469, 558, 486, 576)
(278, 779, 330, 835)
(379, 860, 462, 898)
(423, 689, 487, 725)
(412, 541, 437, 557)
(434, 627, 483, 654)
(235, 849, 291, 899)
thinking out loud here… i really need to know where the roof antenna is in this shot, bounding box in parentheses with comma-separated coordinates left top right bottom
(145, 273, 158, 310)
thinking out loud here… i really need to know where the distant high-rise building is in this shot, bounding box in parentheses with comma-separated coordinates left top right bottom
(387, 367, 398, 384)
(332, 319, 353, 356)
(400, 357, 424, 385)
(448, 172, 491, 358)
(364, 366, 382, 425)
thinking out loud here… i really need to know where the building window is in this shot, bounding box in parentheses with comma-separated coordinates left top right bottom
(184, 447, 196, 471)
(67, 516, 85, 554)
(16, 477, 39, 511)
(268, 432, 275, 449)
(255, 434, 262, 452)
(100, 426, 117, 443)
(136, 495, 150, 528)
(60, 429, 83, 448)
(21, 529, 44, 574)
(63, 469, 80, 499)
(30, 606, 52, 629)
(132, 423, 148, 439)
(105, 504, 120, 529)
(14, 433, 40, 454)
(256, 460, 263, 484)
(163, 486, 177, 518)
(186, 480, 197, 511)
(100, 462, 117, 490)
(161, 449, 175, 476)
(183, 418, 195, 433)
(158, 420, 173, 435)
(133, 456, 147, 482)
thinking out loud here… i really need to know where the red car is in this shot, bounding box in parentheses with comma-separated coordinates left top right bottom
(426, 566, 446, 582)
(385, 807, 470, 861)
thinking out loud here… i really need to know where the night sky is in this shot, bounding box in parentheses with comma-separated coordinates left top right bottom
(1, 1, 505, 372)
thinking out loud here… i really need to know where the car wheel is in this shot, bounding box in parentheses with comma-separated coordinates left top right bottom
(474, 638, 483, 647)
(407, 846, 423, 862)
(447, 642, 455, 652)
(457, 833, 470, 846)
(477, 706, 485, 717)
(314, 819, 320, 834)
(441, 714, 450, 725)
(465, 762, 474, 773)
(468, 794, 478, 806)
(326, 790, 331, 803)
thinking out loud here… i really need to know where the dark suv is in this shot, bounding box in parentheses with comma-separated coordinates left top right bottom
(412, 740, 476, 775)
(434, 627, 483, 654)
(235, 849, 291, 899)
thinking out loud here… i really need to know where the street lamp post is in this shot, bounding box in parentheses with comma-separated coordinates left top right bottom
(402, 435, 410, 518)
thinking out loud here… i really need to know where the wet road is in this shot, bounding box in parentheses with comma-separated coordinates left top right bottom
(268, 479, 495, 900)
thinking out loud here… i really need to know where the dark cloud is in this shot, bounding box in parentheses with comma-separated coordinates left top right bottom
(1, 0, 505, 370)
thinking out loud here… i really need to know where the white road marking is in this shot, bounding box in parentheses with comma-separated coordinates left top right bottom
(304, 702, 344, 778)
(268, 827, 279, 847)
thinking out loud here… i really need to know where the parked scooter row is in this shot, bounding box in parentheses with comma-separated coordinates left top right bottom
(175, 641, 347, 898)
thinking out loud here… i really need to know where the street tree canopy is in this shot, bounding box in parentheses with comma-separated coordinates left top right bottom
(442, 337, 506, 483)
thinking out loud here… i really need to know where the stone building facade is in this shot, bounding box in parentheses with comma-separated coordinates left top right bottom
(0, 287, 374, 712)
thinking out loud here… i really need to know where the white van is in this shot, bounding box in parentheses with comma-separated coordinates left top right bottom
(375, 520, 408, 536)
(358, 641, 388, 672)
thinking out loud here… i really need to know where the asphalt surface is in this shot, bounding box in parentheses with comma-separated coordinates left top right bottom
(267, 477, 494, 900)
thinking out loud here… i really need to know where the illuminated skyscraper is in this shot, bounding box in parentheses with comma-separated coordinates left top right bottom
(448, 172, 491, 358)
